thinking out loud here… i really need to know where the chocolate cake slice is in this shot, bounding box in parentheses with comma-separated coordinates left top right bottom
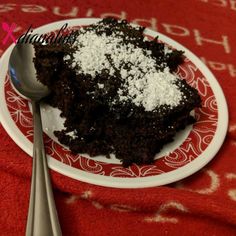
(34, 18, 201, 167)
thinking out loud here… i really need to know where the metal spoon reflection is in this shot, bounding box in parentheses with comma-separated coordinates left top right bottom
(9, 43, 62, 236)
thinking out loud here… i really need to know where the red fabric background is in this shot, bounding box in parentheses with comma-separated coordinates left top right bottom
(1, 0, 236, 235)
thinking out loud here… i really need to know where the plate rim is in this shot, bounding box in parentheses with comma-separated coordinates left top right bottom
(0, 18, 228, 188)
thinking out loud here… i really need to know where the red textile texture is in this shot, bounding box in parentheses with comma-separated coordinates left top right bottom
(1, 0, 236, 235)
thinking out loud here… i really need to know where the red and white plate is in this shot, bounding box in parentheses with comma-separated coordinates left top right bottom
(0, 18, 228, 188)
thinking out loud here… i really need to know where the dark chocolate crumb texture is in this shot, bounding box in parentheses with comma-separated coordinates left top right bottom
(34, 18, 201, 167)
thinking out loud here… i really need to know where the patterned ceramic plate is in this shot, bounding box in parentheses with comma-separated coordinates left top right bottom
(0, 18, 228, 188)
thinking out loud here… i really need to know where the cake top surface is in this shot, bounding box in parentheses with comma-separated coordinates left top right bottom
(66, 18, 185, 112)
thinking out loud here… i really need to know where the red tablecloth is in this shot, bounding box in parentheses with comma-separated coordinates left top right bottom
(1, 0, 236, 235)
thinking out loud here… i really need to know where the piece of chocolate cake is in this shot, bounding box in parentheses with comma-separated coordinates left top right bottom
(34, 18, 201, 167)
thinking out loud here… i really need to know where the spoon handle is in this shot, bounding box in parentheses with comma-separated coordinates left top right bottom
(26, 101, 62, 236)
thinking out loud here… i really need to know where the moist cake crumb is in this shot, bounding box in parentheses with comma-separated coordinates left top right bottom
(33, 18, 201, 167)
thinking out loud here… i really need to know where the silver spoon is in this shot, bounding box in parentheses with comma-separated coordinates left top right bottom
(9, 43, 62, 236)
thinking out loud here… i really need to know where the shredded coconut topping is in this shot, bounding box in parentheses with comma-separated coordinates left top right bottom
(66, 130, 77, 139)
(72, 24, 183, 111)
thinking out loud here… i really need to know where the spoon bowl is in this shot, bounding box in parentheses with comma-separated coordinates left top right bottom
(9, 43, 50, 101)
